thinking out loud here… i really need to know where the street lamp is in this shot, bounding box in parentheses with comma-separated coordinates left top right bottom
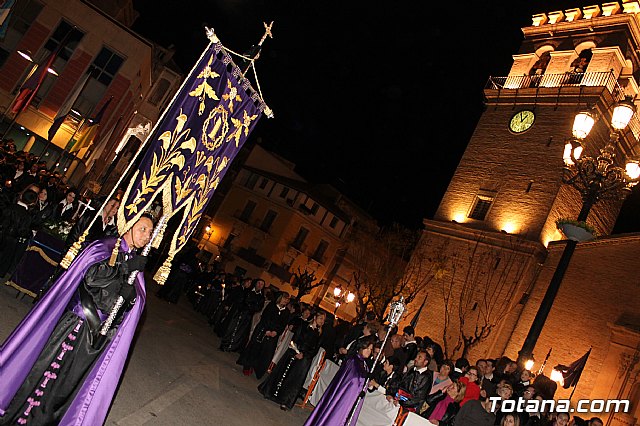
(333, 286, 355, 316)
(518, 97, 640, 367)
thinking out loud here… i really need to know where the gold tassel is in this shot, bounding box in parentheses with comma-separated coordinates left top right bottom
(153, 255, 174, 286)
(59, 229, 89, 269)
(108, 237, 121, 267)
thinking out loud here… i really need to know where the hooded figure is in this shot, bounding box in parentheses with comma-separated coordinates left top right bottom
(0, 216, 154, 425)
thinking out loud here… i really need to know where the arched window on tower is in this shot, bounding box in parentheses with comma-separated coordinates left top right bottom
(566, 48, 593, 85)
(528, 51, 552, 87)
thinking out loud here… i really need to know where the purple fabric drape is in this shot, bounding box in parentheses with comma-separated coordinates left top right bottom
(303, 354, 369, 426)
(0, 237, 146, 426)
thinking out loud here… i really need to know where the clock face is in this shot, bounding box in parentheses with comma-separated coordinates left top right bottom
(509, 110, 535, 133)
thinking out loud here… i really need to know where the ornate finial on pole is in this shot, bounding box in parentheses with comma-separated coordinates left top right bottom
(205, 26, 219, 44)
(388, 296, 407, 326)
(259, 21, 274, 46)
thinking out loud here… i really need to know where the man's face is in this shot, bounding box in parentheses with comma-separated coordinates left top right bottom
(414, 352, 427, 369)
(391, 335, 402, 349)
(130, 217, 154, 248)
(523, 386, 535, 400)
(476, 360, 487, 375)
(485, 360, 496, 375)
(521, 370, 531, 382)
(556, 414, 569, 426)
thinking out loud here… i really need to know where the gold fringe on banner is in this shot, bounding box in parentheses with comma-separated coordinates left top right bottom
(153, 254, 174, 286)
(59, 229, 89, 269)
(108, 237, 122, 267)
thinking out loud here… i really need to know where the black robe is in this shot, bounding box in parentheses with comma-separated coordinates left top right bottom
(0, 243, 136, 425)
(237, 302, 290, 378)
(213, 284, 244, 336)
(220, 288, 265, 352)
(0, 202, 33, 277)
(258, 323, 321, 409)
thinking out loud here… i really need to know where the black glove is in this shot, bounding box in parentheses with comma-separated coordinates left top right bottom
(119, 283, 137, 305)
(125, 255, 148, 273)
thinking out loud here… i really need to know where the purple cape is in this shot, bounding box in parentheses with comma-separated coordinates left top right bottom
(304, 354, 368, 426)
(0, 237, 146, 425)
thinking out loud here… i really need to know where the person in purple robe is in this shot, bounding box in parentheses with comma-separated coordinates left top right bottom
(303, 335, 375, 426)
(0, 215, 154, 426)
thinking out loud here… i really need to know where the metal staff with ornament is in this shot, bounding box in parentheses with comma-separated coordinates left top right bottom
(344, 297, 407, 426)
(98, 215, 168, 338)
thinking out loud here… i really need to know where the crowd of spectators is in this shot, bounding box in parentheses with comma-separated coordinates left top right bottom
(156, 260, 603, 426)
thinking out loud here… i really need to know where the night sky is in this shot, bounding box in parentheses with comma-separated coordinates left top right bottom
(131, 0, 640, 233)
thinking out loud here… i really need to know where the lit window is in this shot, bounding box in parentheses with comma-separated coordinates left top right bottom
(468, 191, 496, 221)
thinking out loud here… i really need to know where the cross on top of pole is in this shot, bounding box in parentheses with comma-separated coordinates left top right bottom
(258, 21, 274, 46)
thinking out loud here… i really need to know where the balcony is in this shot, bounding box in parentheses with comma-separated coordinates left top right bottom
(485, 71, 640, 141)
(235, 247, 266, 267)
(267, 263, 293, 282)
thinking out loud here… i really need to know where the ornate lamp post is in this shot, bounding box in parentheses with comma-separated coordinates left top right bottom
(518, 98, 640, 367)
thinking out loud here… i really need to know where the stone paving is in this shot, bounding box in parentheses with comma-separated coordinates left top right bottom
(0, 280, 312, 426)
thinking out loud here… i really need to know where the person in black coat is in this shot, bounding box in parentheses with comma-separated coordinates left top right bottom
(30, 188, 55, 233)
(392, 350, 433, 412)
(237, 291, 291, 378)
(0, 189, 38, 277)
(258, 311, 325, 410)
(52, 188, 78, 222)
(65, 197, 119, 248)
(369, 355, 404, 396)
(220, 278, 266, 352)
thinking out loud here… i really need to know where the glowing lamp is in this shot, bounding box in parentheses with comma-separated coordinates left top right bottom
(625, 160, 640, 180)
(47, 67, 58, 76)
(501, 222, 517, 234)
(572, 110, 595, 139)
(205, 226, 211, 232)
(346, 292, 355, 303)
(550, 369, 564, 385)
(611, 98, 636, 130)
(524, 359, 534, 371)
(333, 287, 342, 297)
(17, 49, 33, 62)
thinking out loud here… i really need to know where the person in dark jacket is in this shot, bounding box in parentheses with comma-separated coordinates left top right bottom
(220, 278, 266, 351)
(390, 350, 433, 412)
(65, 197, 119, 248)
(0, 189, 37, 277)
(52, 188, 78, 222)
(30, 188, 55, 233)
(237, 291, 291, 378)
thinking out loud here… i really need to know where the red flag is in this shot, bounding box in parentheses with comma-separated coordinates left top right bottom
(11, 29, 73, 115)
(10, 51, 57, 114)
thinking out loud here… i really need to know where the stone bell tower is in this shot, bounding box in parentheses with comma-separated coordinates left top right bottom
(410, 2, 640, 372)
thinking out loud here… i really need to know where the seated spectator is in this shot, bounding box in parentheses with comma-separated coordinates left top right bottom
(459, 366, 481, 406)
(430, 360, 454, 395)
(500, 413, 520, 426)
(453, 398, 495, 426)
(369, 355, 403, 396)
(452, 358, 470, 381)
(421, 380, 466, 425)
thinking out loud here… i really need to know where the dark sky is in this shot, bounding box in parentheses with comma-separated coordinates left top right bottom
(131, 0, 640, 233)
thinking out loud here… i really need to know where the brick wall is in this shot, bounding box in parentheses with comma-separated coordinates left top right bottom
(503, 234, 640, 401)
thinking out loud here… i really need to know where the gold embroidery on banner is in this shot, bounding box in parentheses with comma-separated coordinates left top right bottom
(222, 80, 242, 113)
(188, 55, 220, 115)
(201, 105, 229, 151)
(125, 113, 196, 215)
(227, 110, 258, 147)
(26, 246, 59, 266)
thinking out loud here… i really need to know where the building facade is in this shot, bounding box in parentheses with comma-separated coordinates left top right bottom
(197, 144, 381, 319)
(0, 0, 181, 186)
(407, 3, 640, 422)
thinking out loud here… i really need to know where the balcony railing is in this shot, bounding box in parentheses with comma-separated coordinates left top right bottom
(486, 71, 640, 140)
(485, 71, 616, 91)
(236, 247, 266, 267)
